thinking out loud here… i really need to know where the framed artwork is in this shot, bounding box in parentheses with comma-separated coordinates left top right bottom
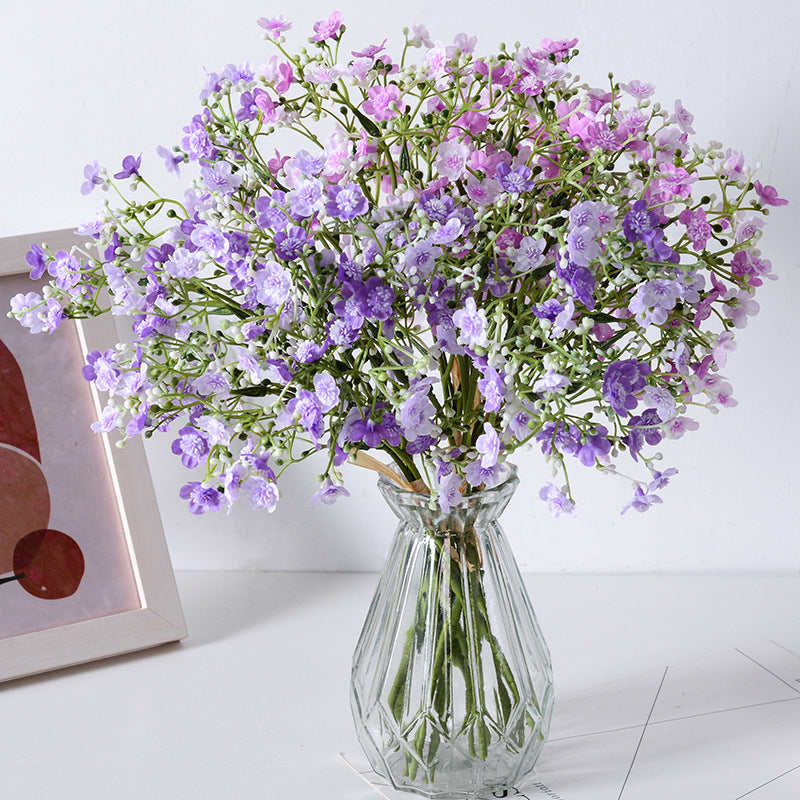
(0, 229, 186, 682)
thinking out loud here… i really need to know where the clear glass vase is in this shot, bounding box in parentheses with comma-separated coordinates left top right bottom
(351, 466, 554, 799)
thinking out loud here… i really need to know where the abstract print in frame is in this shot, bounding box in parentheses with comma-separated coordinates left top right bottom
(0, 229, 186, 682)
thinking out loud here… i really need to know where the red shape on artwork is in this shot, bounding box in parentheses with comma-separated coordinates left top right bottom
(13, 529, 85, 600)
(0, 340, 40, 462)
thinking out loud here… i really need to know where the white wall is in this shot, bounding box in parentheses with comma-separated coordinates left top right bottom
(3, 0, 798, 573)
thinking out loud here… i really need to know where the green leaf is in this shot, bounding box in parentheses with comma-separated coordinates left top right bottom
(349, 105, 381, 138)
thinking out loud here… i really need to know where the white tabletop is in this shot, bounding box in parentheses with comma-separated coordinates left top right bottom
(2, 572, 798, 799)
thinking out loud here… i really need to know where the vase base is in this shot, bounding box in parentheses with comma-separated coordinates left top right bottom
(341, 750, 540, 800)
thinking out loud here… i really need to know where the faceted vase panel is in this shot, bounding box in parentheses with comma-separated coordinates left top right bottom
(351, 469, 554, 799)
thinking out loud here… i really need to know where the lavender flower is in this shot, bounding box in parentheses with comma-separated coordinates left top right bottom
(201, 162, 243, 194)
(621, 485, 663, 514)
(343, 405, 402, 448)
(326, 183, 368, 220)
(603, 359, 651, 416)
(171, 426, 210, 469)
(495, 163, 535, 193)
(273, 226, 308, 261)
(475, 423, 501, 468)
(113, 154, 141, 180)
(453, 297, 488, 348)
(437, 471, 464, 513)
(311, 478, 350, 505)
(180, 482, 224, 514)
(82, 349, 121, 393)
(539, 483, 577, 517)
(81, 161, 105, 195)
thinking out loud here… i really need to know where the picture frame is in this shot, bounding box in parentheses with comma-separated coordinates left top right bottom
(0, 228, 186, 682)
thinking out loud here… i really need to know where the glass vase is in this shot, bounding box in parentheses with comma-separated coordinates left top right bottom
(350, 466, 554, 799)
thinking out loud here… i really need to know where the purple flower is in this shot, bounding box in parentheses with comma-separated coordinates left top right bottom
(648, 468, 678, 492)
(257, 15, 292, 39)
(91, 404, 123, 433)
(294, 340, 327, 364)
(254, 260, 292, 308)
(193, 370, 231, 399)
(182, 114, 215, 161)
(180, 482, 223, 514)
(603, 359, 650, 416)
(641, 386, 677, 422)
(201, 162, 243, 195)
(241, 475, 280, 512)
(190, 224, 228, 260)
(311, 478, 350, 506)
(310, 11, 343, 42)
(278, 390, 324, 442)
(452, 297, 488, 348)
(362, 84, 405, 121)
(533, 299, 564, 321)
(47, 250, 82, 290)
(11, 292, 62, 334)
(539, 483, 577, 517)
(313, 372, 340, 412)
(327, 317, 362, 348)
(628, 278, 681, 327)
(291, 149, 325, 177)
(753, 181, 788, 207)
(113, 154, 141, 180)
(164, 247, 201, 279)
(569, 265, 596, 310)
(477, 367, 504, 412)
(511, 237, 546, 273)
(672, 99, 695, 134)
(475, 423, 501, 468)
(621, 485, 663, 515)
(537, 422, 581, 457)
(438, 471, 464, 513)
(157, 145, 183, 175)
(82, 349, 121, 392)
(406, 435, 437, 455)
(400, 391, 438, 441)
(577, 426, 611, 466)
(25, 244, 48, 280)
(430, 217, 464, 245)
(533, 370, 571, 395)
(343, 405, 402, 448)
(403, 239, 441, 278)
(434, 140, 471, 181)
(81, 161, 104, 195)
(255, 193, 289, 232)
(507, 406, 534, 439)
(495, 163, 535, 193)
(326, 183, 368, 220)
(566, 225, 600, 267)
(678, 208, 712, 251)
(623, 200, 659, 244)
(171, 426, 210, 469)
(362, 276, 395, 321)
(273, 226, 308, 261)
(419, 192, 454, 224)
(624, 409, 663, 460)
(464, 460, 508, 488)
(287, 178, 324, 218)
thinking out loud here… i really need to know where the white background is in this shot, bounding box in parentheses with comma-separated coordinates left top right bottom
(2, 0, 798, 574)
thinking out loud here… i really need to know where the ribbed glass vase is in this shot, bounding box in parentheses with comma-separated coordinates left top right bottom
(350, 467, 554, 799)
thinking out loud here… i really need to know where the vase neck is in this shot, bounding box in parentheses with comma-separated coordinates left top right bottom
(377, 466, 518, 534)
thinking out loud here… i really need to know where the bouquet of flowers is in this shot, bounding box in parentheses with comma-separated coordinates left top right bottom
(13, 12, 785, 519)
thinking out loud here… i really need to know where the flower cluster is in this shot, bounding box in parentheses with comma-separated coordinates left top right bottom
(12, 14, 785, 516)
